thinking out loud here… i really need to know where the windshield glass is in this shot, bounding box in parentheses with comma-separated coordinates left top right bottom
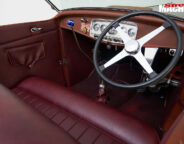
(48, 0, 184, 18)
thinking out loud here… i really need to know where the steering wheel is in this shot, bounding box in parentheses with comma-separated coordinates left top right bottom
(93, 11, 183, 89)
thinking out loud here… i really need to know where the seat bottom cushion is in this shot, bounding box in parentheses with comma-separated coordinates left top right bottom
(12, 77, 159, 144)
(13, 87, 123, 144)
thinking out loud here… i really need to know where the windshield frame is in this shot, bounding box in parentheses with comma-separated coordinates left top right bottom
(59, 7, 184, 22)
(45, 0, 60, 12)
(45, 0, 184, 21)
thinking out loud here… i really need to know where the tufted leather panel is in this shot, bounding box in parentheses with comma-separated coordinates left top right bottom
(13, 77, 160, 144)
(0, 84, 77, 144)
(13, 87, 123, 144)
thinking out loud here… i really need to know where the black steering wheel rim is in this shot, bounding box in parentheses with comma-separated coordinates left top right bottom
(93, 11, 183, 89)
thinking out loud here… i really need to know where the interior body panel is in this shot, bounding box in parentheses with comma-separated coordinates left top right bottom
(0, 20, 66, 87)
(0, 7, 184, 144)
(56, 9, 184, 49)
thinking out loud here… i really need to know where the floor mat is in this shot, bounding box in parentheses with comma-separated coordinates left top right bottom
(119, 92, 165, 131)
(71, 64, 137, 107)
(71, 64, 165, 131)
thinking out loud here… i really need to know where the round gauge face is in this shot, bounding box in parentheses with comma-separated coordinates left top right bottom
(121, 26, 127, 33)
(100, 24, 106, 32)
(93, 24, 100, 31)
(108, 27, 117, 35)
(128, 28, 136, 37)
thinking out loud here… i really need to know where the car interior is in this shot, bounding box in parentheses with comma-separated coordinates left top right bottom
(0, 6, 184, 144)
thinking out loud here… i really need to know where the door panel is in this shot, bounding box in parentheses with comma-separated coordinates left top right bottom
(0, 20, 57, 44)
(0, 20, 66, 87)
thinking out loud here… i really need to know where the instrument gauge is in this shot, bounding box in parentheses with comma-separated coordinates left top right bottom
(121, 26, 127, 33)
(128, 28, 136, 37)
(109, 27, 117, 35)
(101, 24, 106, 32)
(93, 24, 100, 31)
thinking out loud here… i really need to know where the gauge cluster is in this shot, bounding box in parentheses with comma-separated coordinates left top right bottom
(90, 19, 138, 44)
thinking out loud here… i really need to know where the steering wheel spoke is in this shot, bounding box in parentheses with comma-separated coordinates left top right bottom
(132, 51, 157, 78)
(116, 26, 132, 44)
(137, 21, 171, 47)
(99, 49, 128, 71)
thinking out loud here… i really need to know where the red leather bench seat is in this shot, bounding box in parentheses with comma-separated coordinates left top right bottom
(2, 77, 159, 144)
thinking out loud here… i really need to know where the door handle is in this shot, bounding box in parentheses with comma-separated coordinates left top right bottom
(31, 27, 42, 33)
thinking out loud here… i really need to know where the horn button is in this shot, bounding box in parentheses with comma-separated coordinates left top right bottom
(125, 40, 140, 54)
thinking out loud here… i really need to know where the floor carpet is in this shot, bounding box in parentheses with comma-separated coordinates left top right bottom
(71, 64, 166, 132)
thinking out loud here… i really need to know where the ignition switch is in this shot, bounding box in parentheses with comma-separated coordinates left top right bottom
(81, 17, 90, 34)
(82, 27, 88, 34)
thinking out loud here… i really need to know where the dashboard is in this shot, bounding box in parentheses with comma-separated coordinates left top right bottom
(57, 9, 184, 50)
(90, 19, 138, 44)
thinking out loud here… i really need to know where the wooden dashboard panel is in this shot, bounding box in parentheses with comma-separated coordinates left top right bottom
(55, 9, 184, 49)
